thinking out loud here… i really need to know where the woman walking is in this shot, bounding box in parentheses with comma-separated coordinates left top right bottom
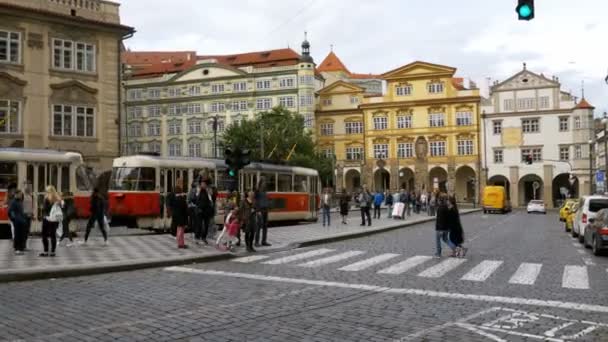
(40, 186, 63, 257)
(59, 192, 76, 246)
(339, 188, 350, 224)
(170, 185, 189, 249)
(434, 193, 456, 258)
(448, 196, 467, 257)
(385, 191, 394, 219)
(8, 190, 27, 255)
(84, 188, 108, 245)
(239, 191, 257, 252)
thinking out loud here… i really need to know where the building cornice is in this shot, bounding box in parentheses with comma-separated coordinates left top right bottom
(125, 70, 300, 88)
(125, 88, 300, 106)
(483, 108, 573, 118)
(360, 96, 481, 110)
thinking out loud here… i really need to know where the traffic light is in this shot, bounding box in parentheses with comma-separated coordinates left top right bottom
(224, 147, 251, 182)
(516, 0, 534, 20)
(525, 154, 533, 165)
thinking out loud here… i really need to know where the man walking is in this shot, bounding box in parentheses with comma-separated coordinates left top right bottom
(385, 191, 393, 219)
(373, 191, 384, 219)
(196, 180, 214, 245)
(359, 185, 372, 226)
(321, 188, 332, 227)
(255, 178, 271, 247)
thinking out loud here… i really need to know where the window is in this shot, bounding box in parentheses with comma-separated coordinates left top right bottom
(560, 146, 570, 161)
(517, 98, 535, 110)
(279, 78, 294, 88)
(187, 103, 201, 114)
(320, 123, 333, 136)
(345, 121, 363, 134)
(521, 148, 542, 162)
(52, 104, 94, 137)
(127, 89, 143, 101)
(321, 148, 334, 159)
(456, 111, 472, 126)
(256, 98, 272, 110)
(149, 142, 161, 153)
(457, 140, 474, 155)
(232, 100, 248, 111)
(346, 147, 363, 160)
(210, 102, 226, 113)
(0, 100, 20, 134)
(300, 75, 314, 85)
(539, 96, 550, 109)
(430, 141, 446, 156)
(373, 144, 388, 159)
(494, 150, 503, 164)
(148, 88, 161, 99)
(559, 117, 569, 132)
(129, 143, 142, 154)
(396, 84, 412, 96)
(127, 106, 143, 119)
(52, 39, 95, 72)
(373, 117, 388, 130)
(0, 31, 21, 63)
(168, 142, 182, 156)
(304, 114, 313, 128)
(188, 120, 201, 134)
(278, 174, 292, 192)
(211, 84, 224, 94)
(493, 120, 502, 134)
(188, 85, 201, 96)
(300, 95, 313, 106)
(168, 120, 181, 135)
(428, 82, 444, 93)
(0, 162, 17, 189)
(279, 96, 295, 108)
(397, 115, 412, 129)
(322, 98, 332, 106)
(350, 96, 359, 104)
(504, 99, 514, 111)
(168, 87, 181, 97)
(574, 117, 581, 129)
(147, 122, 161, 136)
(148, 105, 161, 117)
(575, 145, 582, 159)
(230, 81, 246, 92)
(168, 104, 177, 116)
(397, 143, 414, 158)
(429, 113, 445, 127)
(256, 79, 271, 89)
(522, 119, 539, 133)
(188, 142, 201, 157)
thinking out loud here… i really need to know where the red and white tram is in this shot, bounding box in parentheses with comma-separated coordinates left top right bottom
(0, 148, 96, 238)
(108, 154, 320, 230)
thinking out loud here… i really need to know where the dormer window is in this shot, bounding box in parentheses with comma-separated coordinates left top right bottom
(428, 82, 444, 94)
(396, 84, 412, 96)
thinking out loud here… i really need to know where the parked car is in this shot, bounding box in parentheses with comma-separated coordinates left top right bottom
(559, 199, 578, 222)
(527, 200, 546, 214)
(565, 202, 579, 232)
(573, 196, 608, 243)
(584, 208, 608, 256)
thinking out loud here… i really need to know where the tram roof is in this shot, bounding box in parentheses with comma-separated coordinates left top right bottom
(0, 148, 83, 163)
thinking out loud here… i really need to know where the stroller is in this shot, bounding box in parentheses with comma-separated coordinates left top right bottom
(216, 209, 239, 252)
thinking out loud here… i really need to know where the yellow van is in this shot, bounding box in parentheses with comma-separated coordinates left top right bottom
(482, 186, 511, 214)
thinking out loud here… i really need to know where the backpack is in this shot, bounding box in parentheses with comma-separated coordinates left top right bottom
(47, 202, 64, 223)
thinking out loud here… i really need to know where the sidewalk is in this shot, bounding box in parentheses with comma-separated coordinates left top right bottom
(0, 209, 480, 283)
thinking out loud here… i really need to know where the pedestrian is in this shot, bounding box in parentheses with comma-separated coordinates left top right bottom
(398, 189, 408, 219)
(216, 205, 239, 251)
(434, 193, 457, 258)
(169, 185, 188, 249)
(448, 196, 467, 257)
(407, 191, 414, 217)
(239, 191, 257, 252)
(84, 188, 108, 245)
(339, 188, 350, 224)
(187, 181, 199, 240)
(40, 186, 63, 257)
(373, 190, 384, 219)
(5, 182, 17, 242)
(429, 192, 437, 216)
(385, 191, 394, 219)
(59, 192, 76, 246)
(321, 188, 332, 227)
(358, 185, 372, 226)
(196, 180, 214, 245)
(8, 190, 27, 255)
(420, 192, 427, 213)
(254, 178, 271, 247)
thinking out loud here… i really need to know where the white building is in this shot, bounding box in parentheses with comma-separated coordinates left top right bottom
(481, 65, 595, 208)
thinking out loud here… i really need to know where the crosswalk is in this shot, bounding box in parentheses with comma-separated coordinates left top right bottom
(232, 248, 600, 290)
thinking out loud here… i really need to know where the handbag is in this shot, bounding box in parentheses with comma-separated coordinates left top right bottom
(48, 202, 64, 223)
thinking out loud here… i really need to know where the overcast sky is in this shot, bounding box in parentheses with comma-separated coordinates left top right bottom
(117, 0, 608, 115)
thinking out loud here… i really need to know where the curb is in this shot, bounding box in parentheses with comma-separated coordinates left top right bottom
(0, 209, 482, 283)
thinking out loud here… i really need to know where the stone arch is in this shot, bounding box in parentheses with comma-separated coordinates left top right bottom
(519, 174, 544, 204)
(344, 169, 361, 193)
(399, 167, 415, 191)
(552, 173, 578, 206)
(455, 166, 476, 202)
(488, 175, 510, 199)
(373, 168, 390, 192)
(429, 166, 448, 193)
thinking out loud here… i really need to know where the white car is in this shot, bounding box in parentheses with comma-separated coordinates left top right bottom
(527, 200, 546, 214)
(573, 196, 608, 243)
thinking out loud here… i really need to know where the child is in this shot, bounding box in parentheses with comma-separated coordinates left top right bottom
(216, 206, 240, 252)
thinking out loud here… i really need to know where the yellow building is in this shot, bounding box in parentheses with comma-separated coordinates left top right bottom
(316, 61, 482, 202)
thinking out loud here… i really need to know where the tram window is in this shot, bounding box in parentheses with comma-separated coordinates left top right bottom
(139, 168, 156, 191)
(216, 169, 226, 191)
(27, 165, 34, 188)
(260, 172, 276, 192)
(167, 170, 174, 193)
(0, 162, 17, 189)
(277, 174, 292, 192)
(37, 166, 46, 192)
(76, 166, 93, 191)
(61, 166, 70, 193)
(160, 170, 165, 191)
(50, 165, 58, 188)
(111, 167, 156, 191)
(294, 175, 308, 192)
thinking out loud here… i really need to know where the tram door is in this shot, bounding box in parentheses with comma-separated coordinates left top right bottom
(26, 163, 70, 221)
(160, 168, 189, 219)
(241, 171, 258, 194)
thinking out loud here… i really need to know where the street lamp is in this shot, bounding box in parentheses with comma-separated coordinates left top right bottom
(589, 139, 595, 194)
(602, 112, 608, 176)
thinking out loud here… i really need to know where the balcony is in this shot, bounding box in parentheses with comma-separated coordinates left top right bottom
(4, 0, 121, 25)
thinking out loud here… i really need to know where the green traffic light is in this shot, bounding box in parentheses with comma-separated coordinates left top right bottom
(229, 169, 236, 177)
(518, 4, 532, 17)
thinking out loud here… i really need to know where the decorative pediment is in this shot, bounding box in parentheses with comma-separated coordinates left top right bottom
(455, 104, 474, 111)
(396, 107, 413, 115)
(344, 116, 363, 123)
(493, 69, 559, 91)
(428, 134, 447, 141)
(456, 133, 475, 140)
(171, 63, 246, 82)
(396, 136, 415, 143)
(318, 80, 365, 95)
(345, 141, 364, 147)
(319, 118, 335, 124)
(50, 80, 97, 105)
(372, 110, 388, 117)
(0, 72, 27, 98)
(382, 61, 456, 81)
(428, 106, 446, 114)
(372, 137, 390, 144)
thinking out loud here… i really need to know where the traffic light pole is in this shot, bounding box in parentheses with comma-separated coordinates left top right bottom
(212, 115, 218, 159)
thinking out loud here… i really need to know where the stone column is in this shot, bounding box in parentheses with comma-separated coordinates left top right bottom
(362, 161, 374, 189)
(543, 164, 554, 208)
(390, 159, 399, 192)
(509, 166, 520, 207)
(336, 164, 344, 191)
(447, 157, 456, 194)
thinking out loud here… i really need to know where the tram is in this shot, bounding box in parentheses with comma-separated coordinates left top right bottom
(108, 154, 320, 230)
(0, 148, 96, 238)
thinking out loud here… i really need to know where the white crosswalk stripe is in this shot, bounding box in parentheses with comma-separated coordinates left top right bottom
(338, 253, 400, 272)
(562, 265, 589, 289)
(262, 248, 334, 265)
(461, 260, 503, 282)
(377, 255, 433, 275)
(508, 263, 542, 285)
(232, 255, 271, 263)
(417, 258, 467, 278)
(298, 251, 365, 268)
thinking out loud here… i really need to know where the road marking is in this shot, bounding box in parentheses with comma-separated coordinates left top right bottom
(508, 263, 542, 285)
(417, 258, 467, 278)
(377, 255, 433, 275)
(297, 250, 365, 267)
(231, 255, 270, 263)
(582, 257, 595, 266)
(338, 253, 400, 271)
(577, 249, 586, 255)
(562, 266, 589, 289)
(455, 323, 509, 342)
(461, 260, 503, 282)
(262, 248, 334, 265)
(164, 267, 608, 313)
